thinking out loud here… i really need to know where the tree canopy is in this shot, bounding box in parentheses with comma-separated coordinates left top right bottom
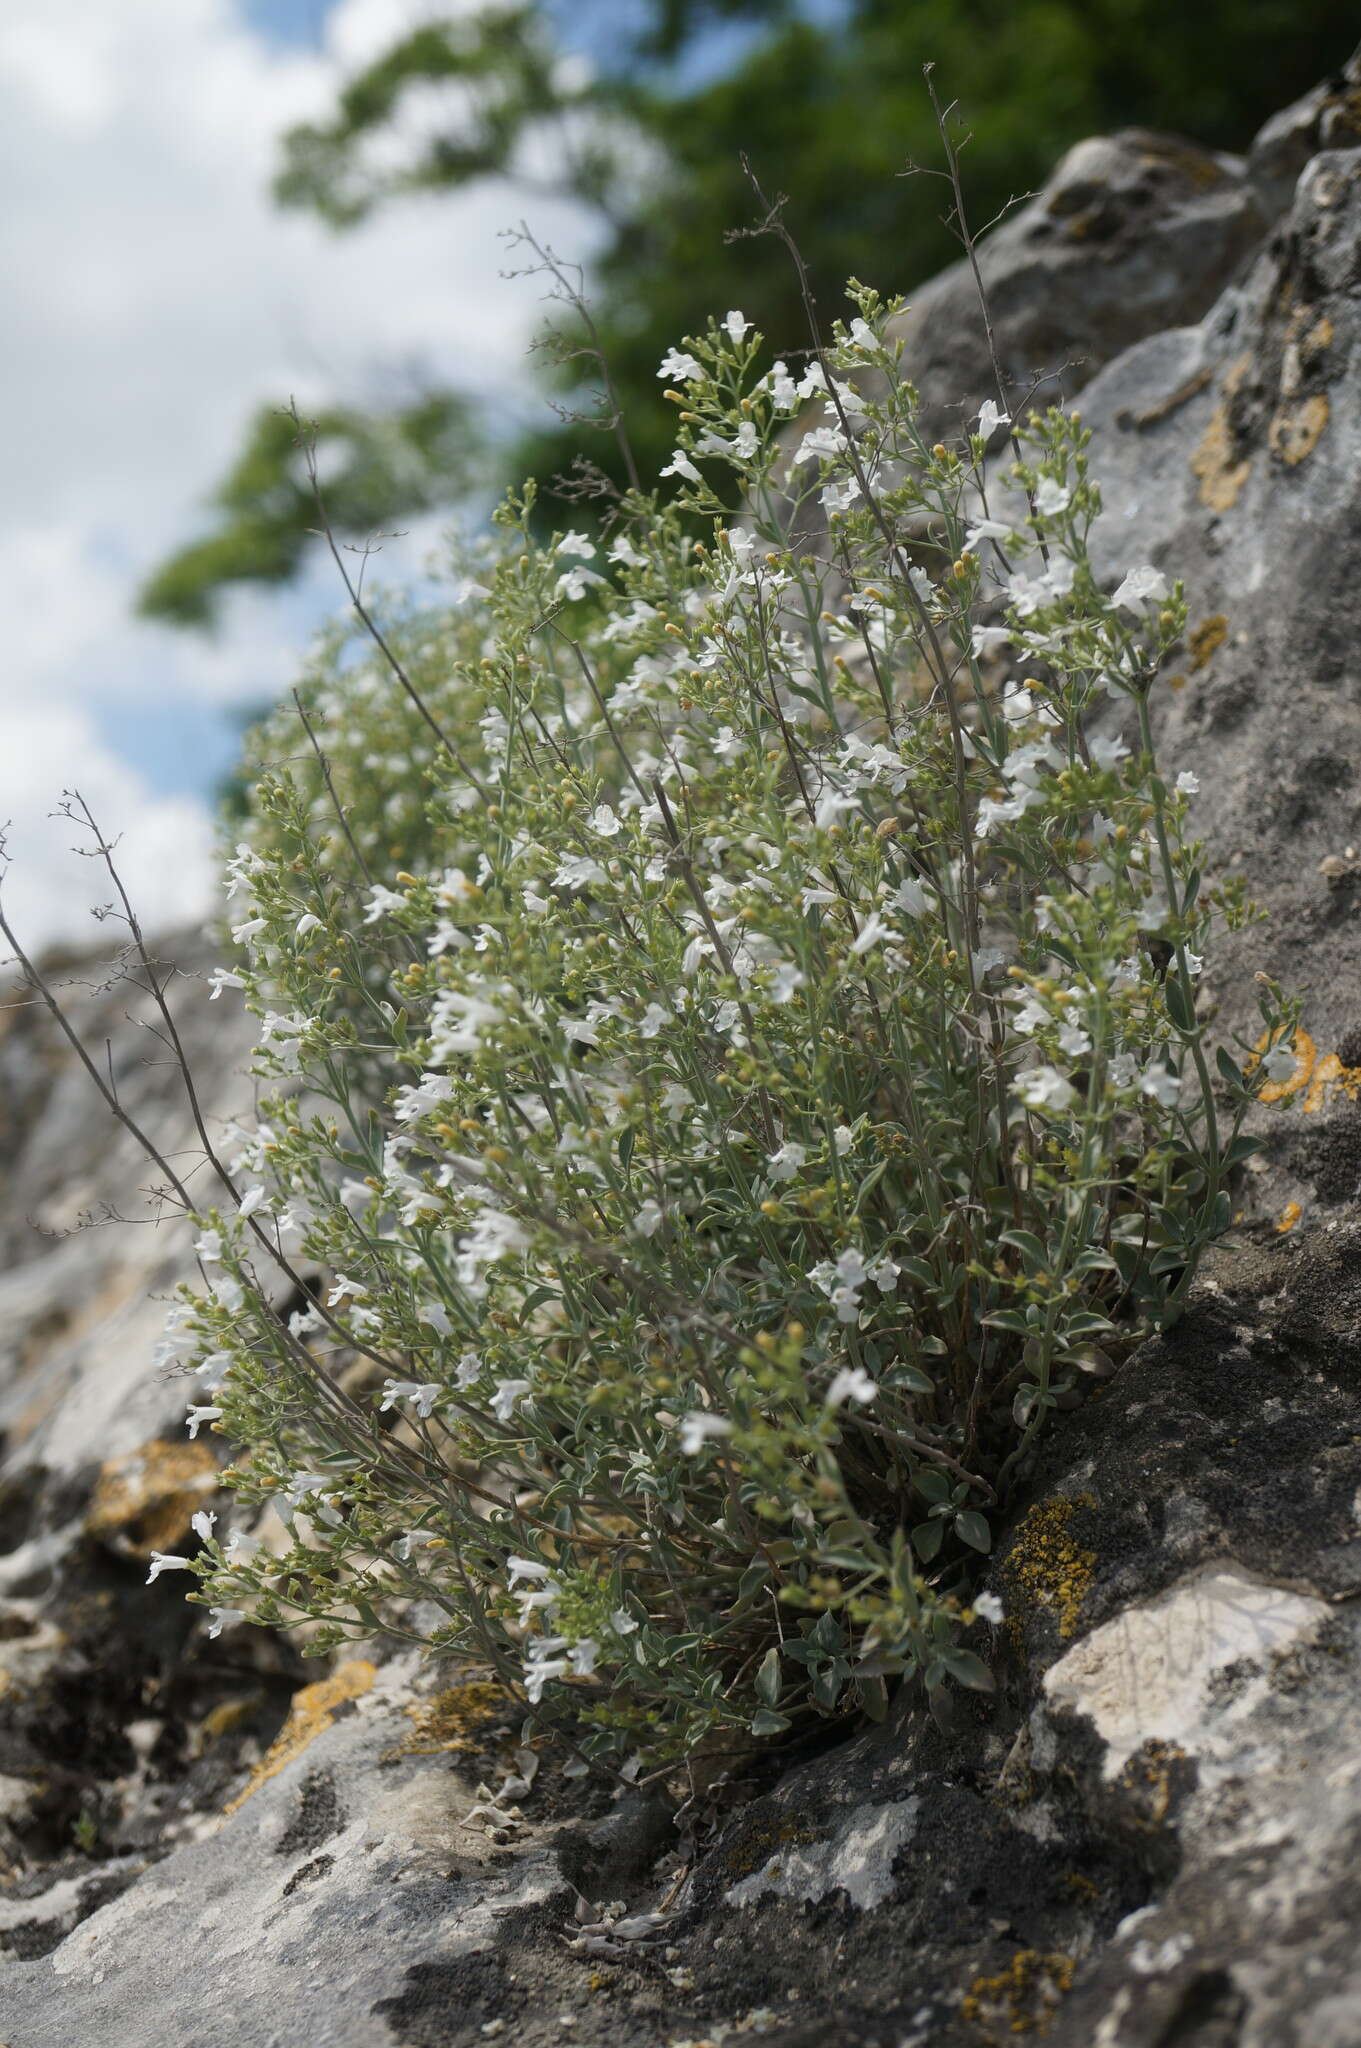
(139, 0, 1352, 627)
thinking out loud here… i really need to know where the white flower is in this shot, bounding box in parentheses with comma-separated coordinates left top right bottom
(658, 347, 703, 382)
(555, 530, 596, 560)
(826, 1366, 878, 1407)
(724, 310, 751, 344)
(1140, 1063, 1181, 1109)
(490, 1378, 532, 1423)
(185, 1405, 222, 1439)
(590, 804, 622, 838)
(1112, 565, 1169, 612)
(768, 1141, 807, 1182)
(610, 1607, 639, 1636)
(1090, 734, 1130, 772)
(661, 449, 702, 484)
(678, 1412, 732, 1454)
(207, 1608, 246, 1639)
(569, 1638, 599, 1678)
(975, 399, 1011, 437)
(362, 885, 406, 924)
(556, 565, 605, 602)
(190, 1510, 216, 1543)
(973, 1591, 1004, 1624)
(1016, 1066, 1076, 1115)
(416, 1300, 453, 1337)
(850, 915, 889, 955)
(1175, 771, 1200, 795)
(294, 912, 321, 939)
(833, 1124, 854, 1156)
(632, 1199, 664, 1238)
(207, 968, 245, 1000)
(971, 624, 1011, 657)
(608, 533, 647, 569)
(146, 1552, 192, 1583)
(891, 877, 928, 919)
(865, 1254, 899, 1293)
(507, 1556, 554, 1587)
(231, 916, 267, 944)
(1033, 476, 1071, 517)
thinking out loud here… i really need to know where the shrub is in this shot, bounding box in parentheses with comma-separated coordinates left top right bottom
(124, 287, 1296, 1775)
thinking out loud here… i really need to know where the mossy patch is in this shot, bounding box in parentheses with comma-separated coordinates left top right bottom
(385, 1680, 513, 1759)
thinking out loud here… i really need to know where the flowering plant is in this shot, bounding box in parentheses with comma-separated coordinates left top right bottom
(155, 284, 1293, 1773)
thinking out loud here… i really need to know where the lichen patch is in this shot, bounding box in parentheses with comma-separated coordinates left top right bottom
(1042, 1566, 1327, 1777)
(222, 1660, 377, 1815)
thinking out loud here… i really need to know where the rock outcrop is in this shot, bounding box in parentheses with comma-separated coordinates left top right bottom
(5, 49, 1361, 2048)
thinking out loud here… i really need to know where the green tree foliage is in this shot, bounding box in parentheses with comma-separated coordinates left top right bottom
(142, 0, 1351, 626)
(139, 390, 481, 626)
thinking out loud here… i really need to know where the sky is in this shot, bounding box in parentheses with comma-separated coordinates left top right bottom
(0, 0, 591, 951)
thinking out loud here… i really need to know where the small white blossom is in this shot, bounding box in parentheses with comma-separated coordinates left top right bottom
(207, 1608, 246, 1639)
(723, 309, 751, 343)
(975, 399, 1011, 437)
(490, 1378, 532, 1423)
(185, 1405, 222, 1439)
(146, 1552, 192, 1583)
(658, 347, 703, 382)
(661, 449, 702, 485)
(190, 1510, 216, 1543)
(826, 1366, 878, 1408)
(973, 1591, 1004, 1624)
(1112, 565, 1169, 612)
(767, 1141, 807, 1182)
(678, 1412, 732, 1454)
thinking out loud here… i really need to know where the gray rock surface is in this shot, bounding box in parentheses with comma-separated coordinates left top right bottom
(7, 58, 1361, 2048)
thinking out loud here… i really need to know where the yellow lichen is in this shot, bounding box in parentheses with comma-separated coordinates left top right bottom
(1003, 1496, 1096, 1642)
(1188, 614, 1228, 671)
(85, 1439, 218, 1558)
(1276, 1201, 1302, 1236)
(961, 1950, 1075, 2040)
(1268, 393, 1329, 466)
(1190, 356, 1252, 511)
(222, 1660, 376, 1815)
(386, 1680, 512, 1759)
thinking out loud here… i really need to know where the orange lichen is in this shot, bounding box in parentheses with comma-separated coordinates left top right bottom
(1268, 393, 1329, 466)
(961, 1950, 1075, 2040)
(85, 1439, 218, 1558)
(223, 1660, 376, 1815)
(1276, 1202, 1303, 1235)
(1250, 1028, 1361, 1113)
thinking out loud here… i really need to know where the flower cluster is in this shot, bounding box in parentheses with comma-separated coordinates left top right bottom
(159, 284, 1294, 1773)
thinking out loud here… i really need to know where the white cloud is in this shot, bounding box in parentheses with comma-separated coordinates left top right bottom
(0, 0, 591, 947)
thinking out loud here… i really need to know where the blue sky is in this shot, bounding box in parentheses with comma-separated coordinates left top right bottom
(0, 0, 839, 948)
(0, 0, 591, 946)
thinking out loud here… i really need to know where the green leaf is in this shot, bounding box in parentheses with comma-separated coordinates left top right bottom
(856, 1674, 889, 1722)
(1165, 977, 1194, 1032)
(755, 1646, 782, 1706)
(955, 1510, 992, 1554)
(617, 1126, 635, 1171)
(1216, 1045, 1245, 1090)
(912, 1519, 944, 1561)
(749, 1709, 792, 1738)
(999, 1228, 1047, 1269)
(913, 1468, 950, 1505)
(940, 1648, 996, 1692)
